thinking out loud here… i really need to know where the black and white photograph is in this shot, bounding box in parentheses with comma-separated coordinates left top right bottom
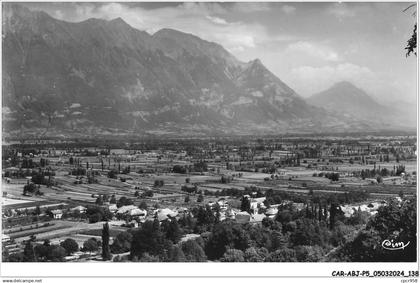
(1, 0, 418, 280)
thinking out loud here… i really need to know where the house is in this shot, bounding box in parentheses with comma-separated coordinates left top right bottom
(128, 220, 139, 228)
(177, 207, 189, 214)
(110, 149, 129, 155)
(2, 234, 10, 243)
(249, 213, 266, 224)
(155, 208, 178, 222)
(108, 204, 118, 214)
(340, 205, 356, 217)
(292, 203, 305, 211)
(217, 199, 229, 211)
(128, 208, 147, 219)
(71, 205, 87, 214)
(235, 211, 251, 224)
(265, 207, 278, 219)
(180, 234, 201, 243)
(250, 197, 266, 213)
(51, 209, 63, 219)
(225, 208, 236, 220)
(116, 205, 139, 215)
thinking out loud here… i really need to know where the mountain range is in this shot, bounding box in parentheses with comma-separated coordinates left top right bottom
(306, 81, 416, 127)
(2, 4, 415, 139)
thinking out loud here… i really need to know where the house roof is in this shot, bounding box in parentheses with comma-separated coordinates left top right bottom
(116, 205, 139, 214)
(266, 207, 278, 215)
(250, 213, 266, 223)
(155, 208, 178, 221)
(128, 208, 147, 216)
(71, 205, 86, 211)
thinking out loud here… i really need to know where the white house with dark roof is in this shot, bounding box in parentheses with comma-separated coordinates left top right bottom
(51, 209, 63, 219)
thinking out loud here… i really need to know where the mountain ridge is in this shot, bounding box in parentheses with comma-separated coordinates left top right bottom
(307, 81, 415, 128)
(2, 4, 411, 139)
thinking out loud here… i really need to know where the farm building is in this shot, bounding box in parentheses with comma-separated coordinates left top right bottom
(235, 211, 251, 224)
(51, 209, 63, 219)
(265, 207, 278, 219)
(155, 208, 178, 222)
(71, 205, 87, 214)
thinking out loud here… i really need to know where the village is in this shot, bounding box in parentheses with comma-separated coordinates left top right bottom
(1, 134, 417, 262)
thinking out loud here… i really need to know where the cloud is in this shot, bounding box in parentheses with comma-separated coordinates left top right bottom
(287, 41, 342, 62)
(286, 62, 413, 103)
(327, 3, 356, 20)
(288, 63, 377, 96)
(206, 16, 228, 25)
(53, 9, 64, 20)
(230, 3, 271, 13)
(282, 5, 296, 14)
(48, 2, 275, 58)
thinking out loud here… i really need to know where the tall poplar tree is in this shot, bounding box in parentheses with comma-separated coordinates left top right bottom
(102, 222, 111, 260)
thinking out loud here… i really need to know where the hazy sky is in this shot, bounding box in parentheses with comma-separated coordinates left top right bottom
(20, 2, 417, 103)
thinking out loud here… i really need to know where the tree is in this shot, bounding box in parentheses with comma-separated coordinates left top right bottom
(48, 246, 66, 261)
(337, 197, 417, 262)
(82, 238, 99, 253)
(88, 212, 102, 223)
(329, 199, 343, 229)
(404, 4, 417, 56)
(398, 190, 404, 199)
(396, 165, 406, 176)
(178, 214, 197, 234)
(34, 205, 41, 216)
(117, 196, 133, 208)
(138, 253, 160, 262)
(23, 237, 36, 262)
(111, 231, 133, 254)
(23, 182, 37, 196)
(86, 206, 112, 223)
(181, 185, 197, 194)
(2, 247, 10, 262)
(294, 245, 324, 262)
(244, 247, 268, 262)
(162, 219, 182, 243)
(195, 206, 215, 228)
(184, 195, 190, 203)
(141, 190, 154, 198)
(154, 180, 164, 187)
(266, 248, 297, 262)
(205, 221, 250, 260)
(95, 195, 104, 205)
(290, 219, 323, 246)
(131, 219, 165, 258)
(107, 169, 118, 179)
(197, 194, 204, 203)
(172, 165, 187, 174)
(221, 249, 245, 262)
(34, 241, 50, 261)
(139, 201, 148, 210)
(221, 175, 232, 183)
(102, 222, 111, 260)
(60, 238, 79, 255)
(240, 196, 251, 212)
(168, 246, 186, 262)
(180, 239, 207, 262)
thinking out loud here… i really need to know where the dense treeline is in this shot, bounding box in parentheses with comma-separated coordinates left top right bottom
(330, 197, 416, 262)
(172, 162, 208, 174)
(3, 196, 415, 262)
